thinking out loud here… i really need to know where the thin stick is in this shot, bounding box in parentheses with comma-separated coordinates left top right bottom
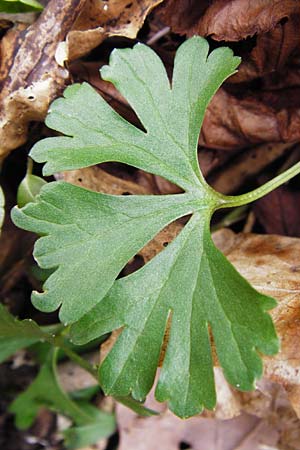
(147, 26, 170, 45)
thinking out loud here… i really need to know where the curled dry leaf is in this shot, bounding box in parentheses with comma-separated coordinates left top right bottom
(67, 0, 164, 61)
(0, 0, 85, 160)
(158, 0, 300, 149)
(200, 87, 300, 150)
(0, 0, 162, 159)
(161, 0, 278, 37)
(208, 142, 294, 194)
(158, 0, 300, 80)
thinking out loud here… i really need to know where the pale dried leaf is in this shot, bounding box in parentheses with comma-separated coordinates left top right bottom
(58, 353, 98, 392)
(66, 0, 163, 61)
(116, 398, 278, 450)
(216, 230, 300, 416)
(0, 0, 162, 159)
(0, 0, 84, 160)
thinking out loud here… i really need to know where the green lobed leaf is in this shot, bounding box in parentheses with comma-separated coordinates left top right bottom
(10, 348, 116, 444)
(0, 304, 52, 363)
(63, 403, 116, 449)
(71, 214, 278, 417)
(30, 39, 239, 191)
(0, 0, 43, 13)
(0, 304, 156, 417)
(11, 37, 299, 418)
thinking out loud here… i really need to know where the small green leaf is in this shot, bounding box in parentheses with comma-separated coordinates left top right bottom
(69, 385, 100, 402)
(0, 186, 4, 233)
(0, 0, 43, 13)
(11, 37, 300, 418)
(17, 172, 47, 208)
(63, 403, 115, 449)
(0, 304, 52, 363)
(10, 348, 116, 444)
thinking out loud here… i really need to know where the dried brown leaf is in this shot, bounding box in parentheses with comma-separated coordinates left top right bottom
(0, 0, 85, 160)
(67, 0, 163, 61)
(208, 142, 294, 194)
(200, 87, 300, 150)
(254, 187, 300, 237)
(61, 166, 151, 195)
(158, 0, 299, 45)
(219, 231, 300, 415)
(158, 0, 300, 149)
(0, 0, 162, 159)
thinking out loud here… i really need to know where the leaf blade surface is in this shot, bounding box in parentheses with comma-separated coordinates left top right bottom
(12, 37, 283, 417)
(71, 214, 278, 417)
(0, 304, 51, 363)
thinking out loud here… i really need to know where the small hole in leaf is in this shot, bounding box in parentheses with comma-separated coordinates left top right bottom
(163, 242, 169, 247)
(179, 441, 191, 450)
(78, 178, 82, 182)
(28, 95, 35, 101)
(122, 191, 131, 195)
(122, 254, 145, 276)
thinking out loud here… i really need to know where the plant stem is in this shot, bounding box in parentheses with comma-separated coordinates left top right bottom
(219, 161, 300, 208)
(211, 205, 248, 232)
(27, 157, 33, 175)
(54, 336, 98, 380)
